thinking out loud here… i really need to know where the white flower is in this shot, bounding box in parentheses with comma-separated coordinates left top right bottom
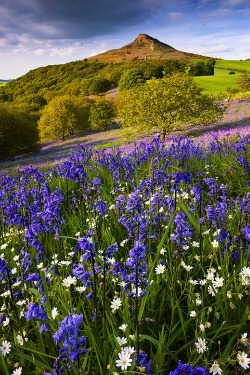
(0, 340, 11, 356)
(196, 298, 203, 306)
(190, 311, 197, 317)
(199, 279, 207, 286)
(160, 247, 167, 255)
(208, 285, 217, 296)
(62, 276, 77, 288)
(199, 324, 205, 332)
(76, 286, 87, 293)
(119, 324, 128, 332)
(237, 351, 250, 369)
(213, 229, 220, 236)
(209, 362, 222, 375)
(3, 316, 10, 326)
(122, 346, 135, 355)
(111, 297, 122, 311)
(16, 334, 27, 346)
(183, 264, 193, 272)
(189, 279, 199, 285)
(107, 257, 116, 265)
(202, 229, 210, 235)
(131, 286, 143, 297)
(212, 277, 224, 288)
(51, 307, 59, 320)
(115, 351, 132, 371)
(195, 338, 207, 353)
(192, 241, 200, 248)
(116, 336, 127, 346)
(155, 264, 166, 274)
(211, 240, 219, 249)
(12, 367, 22, 375)
(239, 267, 250, 286)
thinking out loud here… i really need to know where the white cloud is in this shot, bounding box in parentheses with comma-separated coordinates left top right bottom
(223, 0, 250, 5)
(168, 12, 184, 20)
(33, 49, 46, 55)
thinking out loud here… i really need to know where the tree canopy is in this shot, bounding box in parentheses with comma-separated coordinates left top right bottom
(237, 72, 250, 92)
(38, 95, 92, 141)
(0, 105, 39, 159)
(118, 69, 145, 91)
(89, 100, 116, 131)
(118, 73, 224, 139)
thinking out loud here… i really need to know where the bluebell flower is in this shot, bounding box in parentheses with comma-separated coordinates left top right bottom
(24, 303, 48, 321)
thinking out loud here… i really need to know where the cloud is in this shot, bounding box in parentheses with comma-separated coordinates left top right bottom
(0, 0, 166, 41)
(223, 0, 250, 6)
(168, 12, 184, 20)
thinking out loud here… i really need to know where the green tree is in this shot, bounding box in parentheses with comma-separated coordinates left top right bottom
(118, 69, 145, 90)
(0, 105, 39, 159)
(118, 73, 224, 140)
(88, 78, 112, 94)
(237, 72, 250, 92)
(163, 59, 186, 76)
(89, 100, 116, 131)
(38, 95, 78, 141)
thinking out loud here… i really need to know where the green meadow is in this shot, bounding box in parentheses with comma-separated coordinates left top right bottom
(195, 59, 250, 95)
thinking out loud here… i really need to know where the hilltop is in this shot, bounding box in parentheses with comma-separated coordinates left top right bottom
(0, 33, 216, 105)
(88, 33, 210, 62)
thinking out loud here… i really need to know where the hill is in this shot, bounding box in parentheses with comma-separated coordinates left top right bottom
(88, 33, 210, 62)
(0, 33, 216, 107)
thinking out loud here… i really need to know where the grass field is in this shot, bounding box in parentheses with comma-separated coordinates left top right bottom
(194, 59, 250, 95)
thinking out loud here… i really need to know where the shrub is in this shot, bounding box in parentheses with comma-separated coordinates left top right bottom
(0, 105, 39, 160)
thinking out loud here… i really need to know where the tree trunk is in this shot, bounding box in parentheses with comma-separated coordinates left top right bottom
(160, 130, 166, 142)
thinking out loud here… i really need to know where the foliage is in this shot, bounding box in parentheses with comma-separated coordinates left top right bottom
(118, 73, 224, 137)
(38, 95, 92, 141)
(188, 60, 216, 76)
(163, 59, 187, 76)
(88, 77, 112, 94)
(118, 68, 145, 90)
(237, 72, 250, 92)
(0, 105, 39, 159)
(89, 100, 116, 131)
(0, 133, 249, 374)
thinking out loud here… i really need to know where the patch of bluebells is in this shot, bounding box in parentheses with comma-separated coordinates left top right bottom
(0, 132, 250, 374)
(52, 313, 87, 371)
(168, 361, 208, 375)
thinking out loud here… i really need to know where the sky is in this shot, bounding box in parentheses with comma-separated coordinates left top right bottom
(0, 0, 250, 79)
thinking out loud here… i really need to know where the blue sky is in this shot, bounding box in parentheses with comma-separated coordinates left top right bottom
(0, 0, 250, 79)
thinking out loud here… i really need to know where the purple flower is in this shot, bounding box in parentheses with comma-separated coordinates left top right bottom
(168, 361, 208, 375)
(24, 303, 48, 321)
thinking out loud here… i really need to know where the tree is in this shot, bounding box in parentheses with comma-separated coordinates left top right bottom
(188, 60, 216, 76)
(117, 73, 224, 141)
(118, 69, 145, 91)
(88, 78, 112, 94)
(163, 59, 186, 76)
(89, 100, 116, 131)
(0, 105, 39, 160)
(237, 72, 250, 92)
(38, 95, 79, 141)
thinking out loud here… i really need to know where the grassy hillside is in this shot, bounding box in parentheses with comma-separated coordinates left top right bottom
(216, 59, 250, 71)
(195, 59, 250, 95)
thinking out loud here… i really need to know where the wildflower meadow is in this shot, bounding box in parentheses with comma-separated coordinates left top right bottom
(0, 130, 249, 375)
